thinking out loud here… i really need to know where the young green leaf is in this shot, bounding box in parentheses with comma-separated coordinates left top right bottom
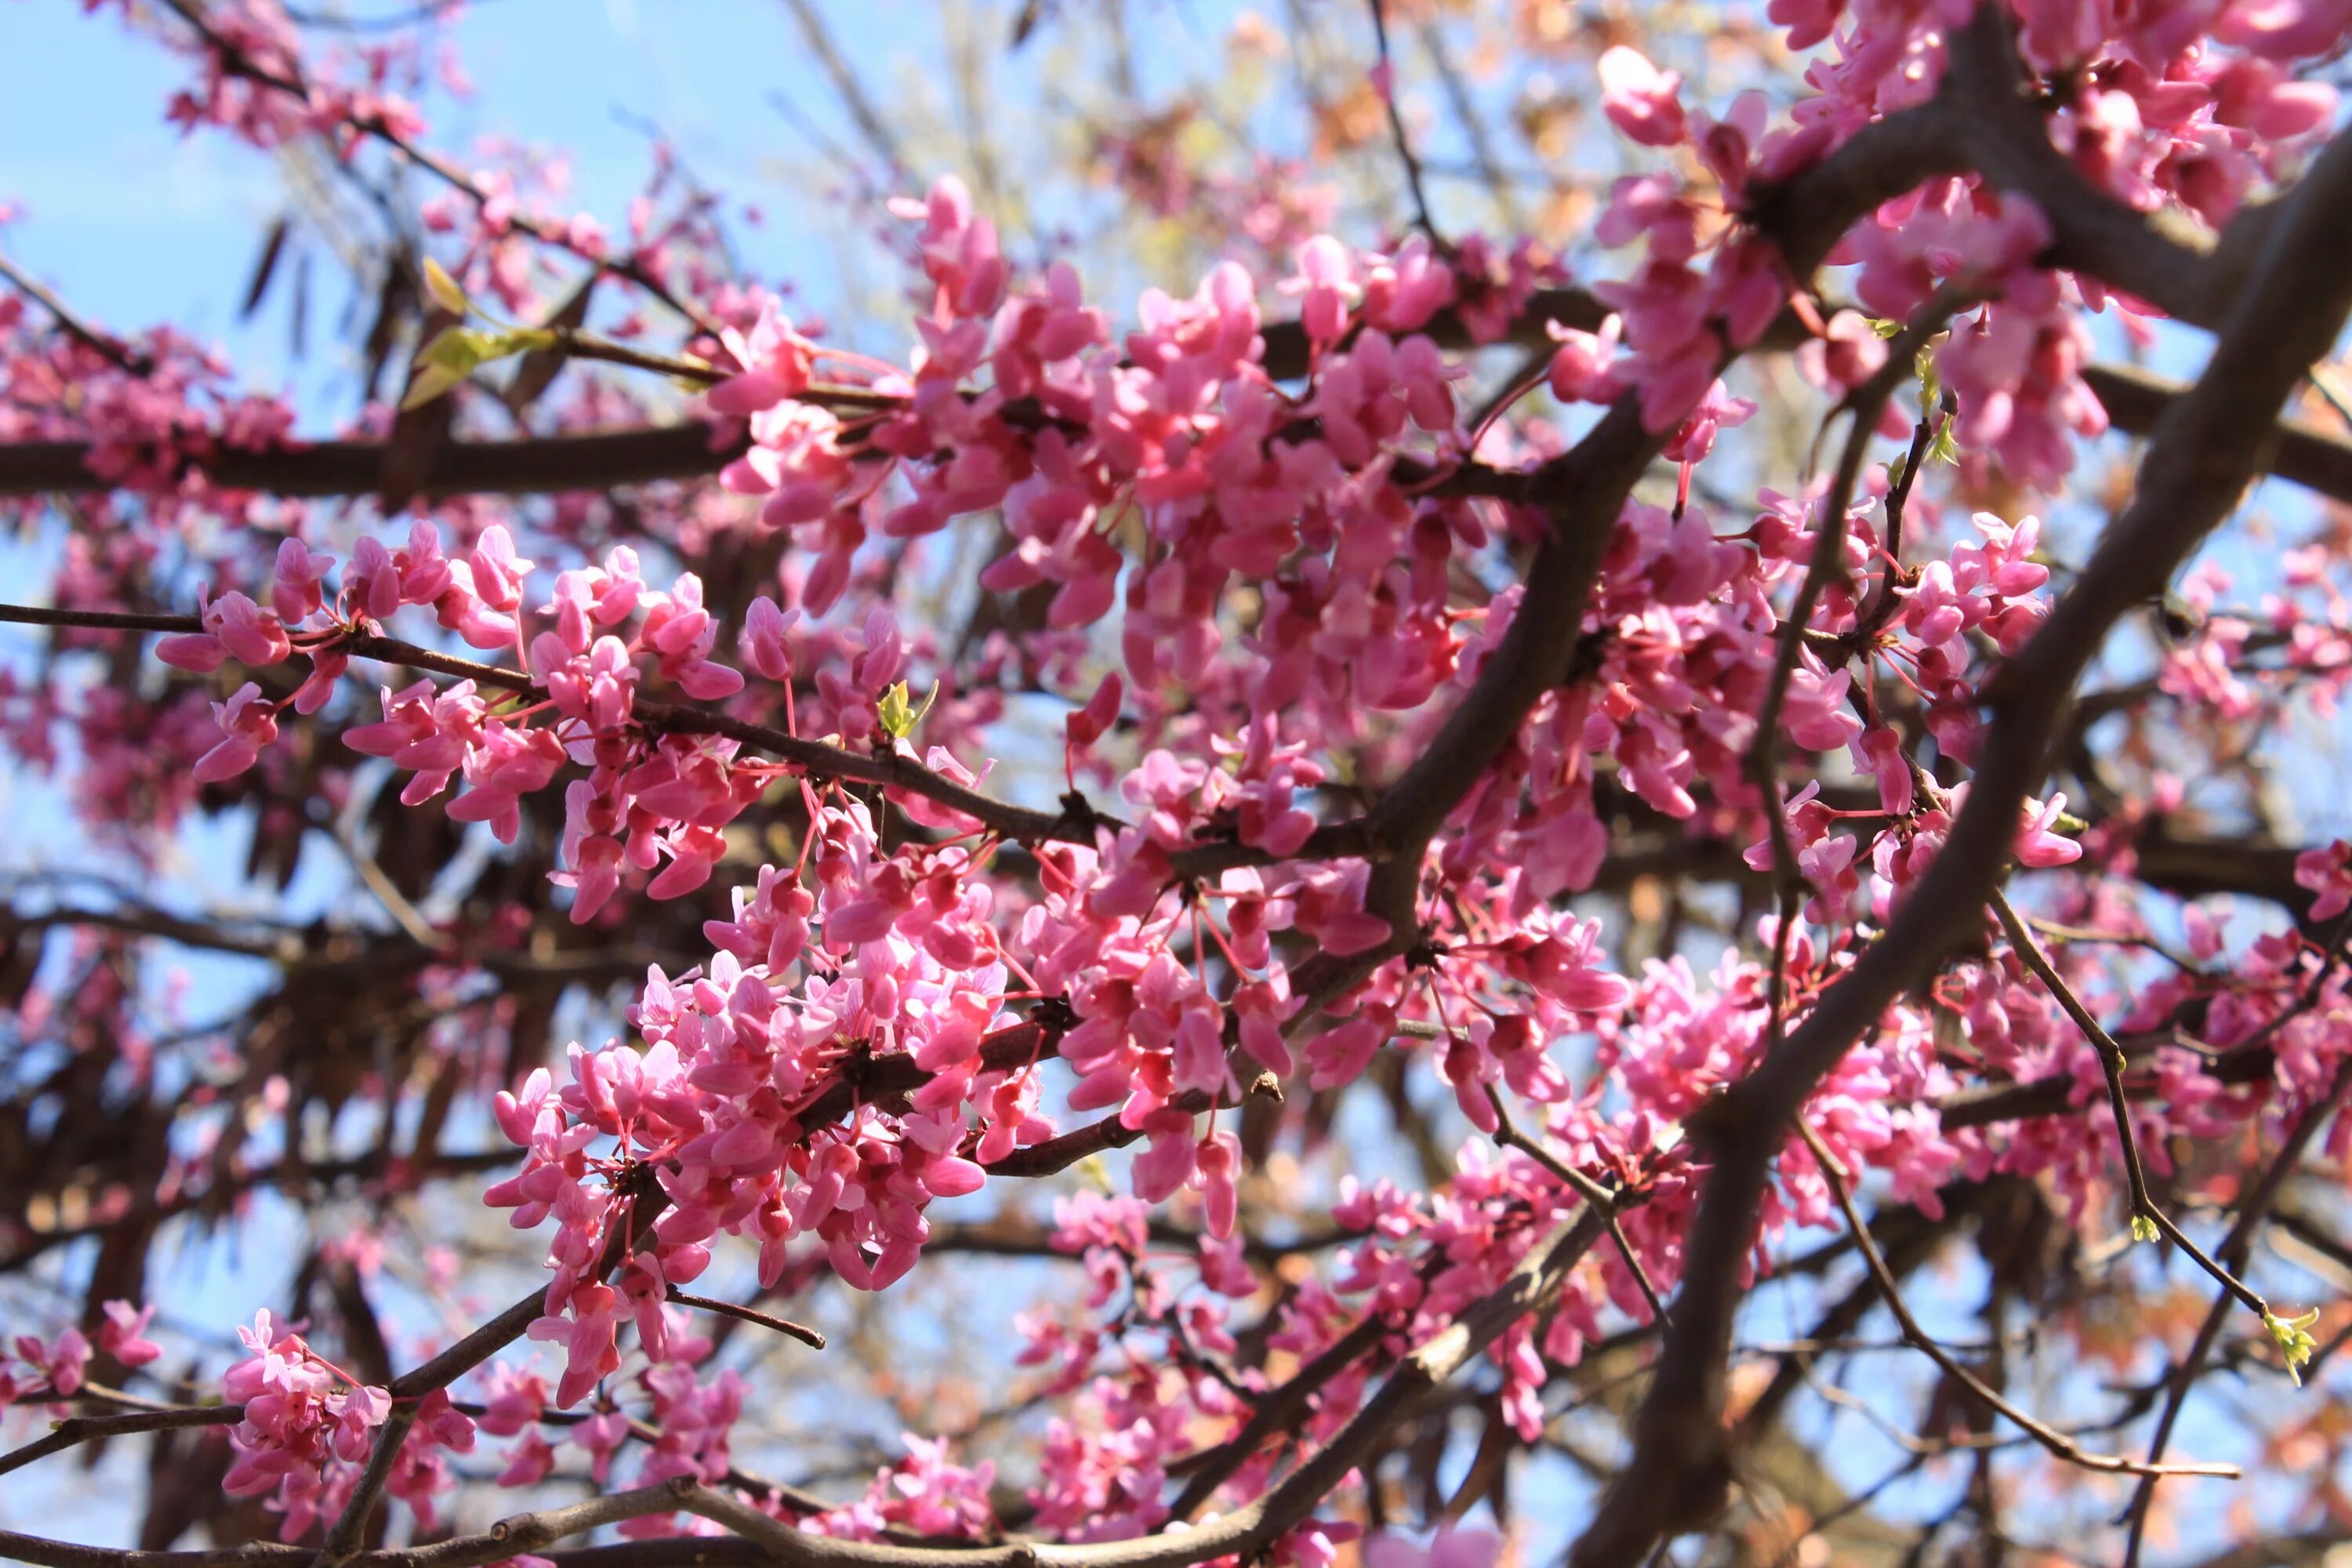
(414, 325, 499, 376)
(405, 327, 546, 408)
(420, 256, 470, 318)
(399, 361, 469, 412)
(877, 680, 941, 742)
(2266, 1306, 2321, 1386)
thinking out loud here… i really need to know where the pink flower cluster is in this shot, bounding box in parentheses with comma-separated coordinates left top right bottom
(20, 0, 2352, 1555)
(214, 1309, 477, 1541)
(0, 1300, 161, 1406)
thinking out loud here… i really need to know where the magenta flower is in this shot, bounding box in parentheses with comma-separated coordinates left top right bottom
(1597, 45, 1689, 147)
(192, 682, 280, 782)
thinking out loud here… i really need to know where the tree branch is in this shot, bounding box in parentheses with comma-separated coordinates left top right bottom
(2, 1188, 1638, 1568)
(1569, 96, 2352, 1568)
(0, 603, 1098, 848)
(1793, 1121, 2234, 1480)
(0, 250, 153, 375)
(154, 0, 719, 332)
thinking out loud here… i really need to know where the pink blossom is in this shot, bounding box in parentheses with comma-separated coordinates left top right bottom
(270, 537, 335, 623)
(11, 1328, 91, 1396)
(1547, 312, 1622, 404)
(2015, 793, 2082, 869)
(1365, 1526, 1504, 1568)
(2299, 840, 2352, 920)
(1797, 309, 1890, 392)
(1597, 46, 1689, 147)
(97, 1300, 162, 1368)
(193, 683, 280, 782)
(201, 591, 291, 667)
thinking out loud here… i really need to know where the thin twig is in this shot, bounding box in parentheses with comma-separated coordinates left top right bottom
(1794, 1120, 2234, 1482)
(668, 1291, 826, 1349)
(1841, 397, 1947, 654)
(1366, 0, 1441, 243)
(2119, 1049, 2352, 1566)
(1992, 885, 2314, 1346)
(1990, 889, 2158, 1229)
(0, 251, 153, 374)
(1747, 289, 1975, 1042)
(778, 0, 908, 177)
(1485, 1086, 1671, 1329)
(331, 819, 444, 949)
(156, 0, 720, 335)
(0, 1403, 241, 1483)
(1411, 16, 1522, 230)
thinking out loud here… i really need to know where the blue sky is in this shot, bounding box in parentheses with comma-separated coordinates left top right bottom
(0, 0, 1267, 410)
(5, 1, 871, 334)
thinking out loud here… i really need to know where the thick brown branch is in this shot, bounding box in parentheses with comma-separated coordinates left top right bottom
(1569, 94, 2352, 1568)
(0, 423, 751, 499)
(6, 352, 2352, 514)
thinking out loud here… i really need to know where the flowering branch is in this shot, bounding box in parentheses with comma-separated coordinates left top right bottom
(0, 1181, 1639, 1568)
(1747, 289, 1972, 1037)
(0, 602, 1100, 848)
(151, 0, 720, 333)
(1572, 78, 2352, 1568)
(1988, 890, 2160, 1230)
(15, 1, 2352, 1559)
(1483, 1087, 1670, 1329)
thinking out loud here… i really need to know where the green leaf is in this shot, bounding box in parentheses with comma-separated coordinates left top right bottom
(2129, 1214, 2159, 1244)
(398, 361, 469, 412)
(415, 325, 499, 375)
(1927, 421, 1961, 466)
(877, 680, 939, 741)
(421, 256, 470, 318)
(2266, 1306, 2321, 1385)
(405, 327, 546, 408)
(877, 682, 913, 739)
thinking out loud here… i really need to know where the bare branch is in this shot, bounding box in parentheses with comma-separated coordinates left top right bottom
(668, 1292, 827, 1350)
(0, 250, 153, 375)
(1366, 0, 1441, 242)
(1792, 1122, 2235, 1481)
(0, 1403, 241, 1483)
